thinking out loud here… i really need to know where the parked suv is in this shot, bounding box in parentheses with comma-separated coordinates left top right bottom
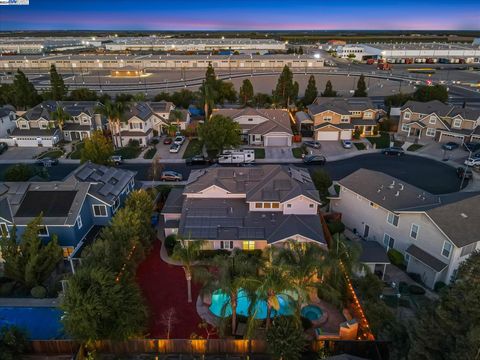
(382, 147, 405, 156)
(109, 155, 123, 165)
(160, 170, 183, 181)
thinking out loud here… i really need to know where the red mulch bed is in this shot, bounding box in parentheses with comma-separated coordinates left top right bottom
(136, 240, 209, 339)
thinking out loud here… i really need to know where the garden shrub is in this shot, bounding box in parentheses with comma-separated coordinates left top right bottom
(373, 126, 379, 136)
(434, 281, 447, 292)
(198, 249, 230, 259)
(30, 286, 47, 298)
(408, 284, 426, 295)
(0, 282, 15, 296)
(164, 234, 177, 256)
(387, 249, 405, 267)
(327, 220, 345, 235)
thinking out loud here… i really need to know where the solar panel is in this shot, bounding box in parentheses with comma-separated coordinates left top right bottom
(76, 167, 95, 181)
(98, 183, 114, 197)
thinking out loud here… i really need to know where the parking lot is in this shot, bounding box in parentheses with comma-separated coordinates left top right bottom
(0, 146, 44, 160)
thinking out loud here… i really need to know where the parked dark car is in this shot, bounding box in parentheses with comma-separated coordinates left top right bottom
(163, 137, 173, 145)
(442, 142, 460, 151)
(463, 142, 480, 152)
(303, 155, 327, 165)
(0, 142, 8, 155)
(382, 147, 405, 156)
(186, 155, 212, 165)
(35, 157, 59, 167)
(457, 167, 473, 180)
(303, 140, 321, 149)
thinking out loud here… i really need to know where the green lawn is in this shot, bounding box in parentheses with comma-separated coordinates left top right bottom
(114, 145, 142, 159)
(367, 132, 390, 149)
(407, 144, 424, 152)
(354, 142, 366, 150)
(143, 147, 158, 159)
(37, 149, 64, 159)
(68, 142, 84, 159)
(247, 148, 265, 159)
(292, 147, 306, 158)
(182, 139, 204, 159)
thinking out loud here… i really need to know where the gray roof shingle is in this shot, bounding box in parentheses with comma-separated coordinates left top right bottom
(406, 244, 448, 272)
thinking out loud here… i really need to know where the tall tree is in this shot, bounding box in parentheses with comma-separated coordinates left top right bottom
(321, 80, 337, 97)
(12, 69, 40, 109)
(200, 81, 215, 120)
(50, 106, 71, 134)
(197, 114, 241, 155)
(80, 130, 114, 165)
(96, 101, 118, 147)
(113, 101, 128, 148)
(172, 237, 205, 303)
(266, 317, 307, 360)
(354, 74, 368, 97)
(239, 79, 254, 106)
(0, 216, 63, 290)
(49, 64, 68, 100)
(409, 251, 480, 360)
(273, 65, 297, 107)
(68, 88, 98, 101)
(303, 75, 318, 105)
(413, 84, 448, 103)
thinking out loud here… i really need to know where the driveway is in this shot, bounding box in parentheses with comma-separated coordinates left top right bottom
(265, 146, 295, 161)
(0, 147, 44, 161)
(154, 138, 188, 160)
(309, 141, 358, 159)
(416, 142, 469, 165)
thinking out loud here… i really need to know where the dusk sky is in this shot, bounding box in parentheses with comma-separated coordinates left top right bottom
(0, 0, 479, 30)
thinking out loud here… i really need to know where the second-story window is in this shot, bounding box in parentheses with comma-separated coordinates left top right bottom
(410, 224, 419, 239)
(323, 116, 332, 122)
(429, 115, 436, 124)
(453, 119, 462, 128)
(387, 212, 399, 227)
(442, 241, 452, 258)
(404, 112, 411, 120)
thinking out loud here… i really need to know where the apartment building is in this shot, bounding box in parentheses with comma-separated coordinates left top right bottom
(398, 100, 480, 144)
(211, 108, 293, 147)
(330, 169, 480, 288)
(161, 165, 326, 250)
(307, 98, 379, 141)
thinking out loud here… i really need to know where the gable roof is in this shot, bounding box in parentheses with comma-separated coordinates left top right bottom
(401, 100, 453, 117)
(309, 97, 376, 116)
(18, 101, 102, 121)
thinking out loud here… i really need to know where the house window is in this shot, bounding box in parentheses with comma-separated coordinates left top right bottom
(113, 198, 120, 212)
(364, 112, 372, 119)
(401, 124, 410, 132)
(426, 128, 436, 137)
(404, 112, 411, 120)
(323, 116, 332, 122)
(248, 118, 253, 122)
(93, 204, 108, 217)
(63, 247, 74, 258)
(220, 241, 234, 250)
(453, 119, 462, 128)
(387, 212, 399, 227)
(429, 115, 436, 124)
(37, 225, 49, 237)
(370, 202, 378, 209)
(76, 216, 83, 230)
(0, 223, 8, 236)
(286, 204, 292, 208)
(410, 224, 419, 239)
(255, 203, 263, 208)
(272, 203, 280, 209)
(383, 234, 395, 250)
(404, 253, 411, 264)
(442, 241, 452, 258)
(263, 202, 271, 209)
(242, 241, 255, 251)
(309, 204, 314, 208)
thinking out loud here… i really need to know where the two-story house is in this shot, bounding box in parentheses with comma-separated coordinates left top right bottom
(161, 165, 326, 250)
(398, 100, 480, 144)
(0, 163, 136, 259)
(307, 97, 379, 141)
(147, 101, 187, 133)
(0, 105, 16, 139)
(118, 102, 160, 146)
(330, 168, 480, 288)
(211, 108, 293, 147)
(60, 101, 105, 141)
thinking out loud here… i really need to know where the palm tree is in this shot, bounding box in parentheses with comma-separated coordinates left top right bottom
(200, 82, 215, 120)
(172, 237, 205, 303)
(113, 101, 127, 148)
(200, 250, 261, 334)
(96, 101, 118, 147)
(50, 106, 71, 139)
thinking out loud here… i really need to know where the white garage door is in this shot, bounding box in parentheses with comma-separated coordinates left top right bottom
(340, 130, 352, 140)
(317, 131, 339, 141)
(265, 136, 289, 146)
(440, 133, 464, 143)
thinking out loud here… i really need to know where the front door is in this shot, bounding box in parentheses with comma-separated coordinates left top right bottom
(363, 224, 370, 238)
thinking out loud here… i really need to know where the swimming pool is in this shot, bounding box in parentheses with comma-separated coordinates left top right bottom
(0, 307, 65, 340)
(209, 289, 295, 319)
(301, 305, 323, 321)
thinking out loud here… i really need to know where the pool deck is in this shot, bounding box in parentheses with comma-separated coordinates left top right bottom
(0, 297, 59, 307)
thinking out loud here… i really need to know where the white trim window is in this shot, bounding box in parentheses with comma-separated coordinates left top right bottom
(92, 204, 108, 217)
(429, 115, 437, 124)
(387, 212, 399, 227)
(0, 222, 9, 237)
(410, 224, 419, 240)
(442, 241, 453, 258)
(453, 119, 462, 128)
(404, 253, 411, 264)
(76, 216, 83, 230)
(220, 240, 234, 250)
(323, 116, 332, 122)
(383, 234, 395, 250)
(401, 124, 410, 132)
(426, 128, 436, 137)
(37, 225, 49, 237)
(403, 111, 411, 120)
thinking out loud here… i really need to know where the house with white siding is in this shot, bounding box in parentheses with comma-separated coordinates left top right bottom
(330, 168, 480, 288)
(0, 106, 16, 139)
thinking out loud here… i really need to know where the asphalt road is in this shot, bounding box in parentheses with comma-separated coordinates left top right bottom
(0, 154, 464, 194)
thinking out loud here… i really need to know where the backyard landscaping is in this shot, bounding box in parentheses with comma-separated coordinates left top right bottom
(353, 143, 366, 150)
(366, 132, 390, 149)
(68, 142, 84, 159)
(143, 147, 158, 159)
(182, 139, 204, 159)
(292, 145, 307, 158)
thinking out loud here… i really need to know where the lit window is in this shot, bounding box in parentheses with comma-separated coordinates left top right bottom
(271, 203, 280, 209)
(242, 241, 255, 251)
(426, 128, 436, 137)
(63, 247, 74, 258)
(76, 216, 83, 230)
(404, 112, 411, 120)
(93, 204, 107, 217)
(410, 224, 419, 239)
(442, 241, 452, 258)
(387, 212, 399, 227)
(263, 203, 271, 209)
(255, 203, 263, 209)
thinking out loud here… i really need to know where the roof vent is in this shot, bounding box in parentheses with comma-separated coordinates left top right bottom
(399, 183, 404, 191)
(395, 191, 400, 197)
(460, 213, 468, 218)
(382, 196, 386, 201)
(388, 181, 395, 189)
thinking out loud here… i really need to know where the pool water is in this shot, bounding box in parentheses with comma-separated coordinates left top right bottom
(0, 307, 65, 340)
(301, 305, 323, 321)
(209, 289, 295, 319)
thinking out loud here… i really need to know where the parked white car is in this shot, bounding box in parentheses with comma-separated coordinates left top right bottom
(464, 158, 480, 167)
(342, 140, 353, 149)
(174, 136, 186, 145)
(169, 143, 181, 153)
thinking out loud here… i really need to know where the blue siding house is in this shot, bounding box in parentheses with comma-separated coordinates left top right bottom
(0, 163, 136, 259)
